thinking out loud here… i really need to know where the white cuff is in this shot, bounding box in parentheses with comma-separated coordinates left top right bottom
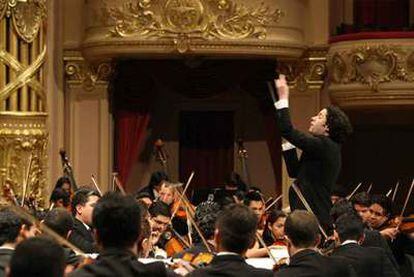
(282, 142, 296, 151)
(274, 99, 289, 110)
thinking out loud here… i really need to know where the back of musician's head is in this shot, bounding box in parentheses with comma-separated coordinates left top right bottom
(243, 191, 262, 206)
(93, 192, 141, 249)
(326, 105, 352, 144)
(9, 237, 65, 277)
(371, 194, 393, 217)
(330, 199, 356, 222)
(71, 188, 100, 216)
(149, 171, 169, 189)
(0, 208, 22, 245)
(216, 204, 258, 254)
(193, 200, 220, 242)
(351, 192, 372, 208)
(54, 176, 71, 190)
(148, 200, 171, 218)
(285, 210, 319, 248)
(43, 208, 74, 238)
(335, 213, 364, 242)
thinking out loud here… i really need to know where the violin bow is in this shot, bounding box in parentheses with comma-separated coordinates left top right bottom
(391, 182, 399, 203)
(346, 182, 363, 201)
(90, 174, 103, 197)
(366, 183, 373, 194)
(291, 183, 328, 240)
(265, 194, 284, 212)
(112, 172, 126, 196)
(255, 231, 278, 264)
(21, 153, 34, 207)
(400, 179, 414, 219)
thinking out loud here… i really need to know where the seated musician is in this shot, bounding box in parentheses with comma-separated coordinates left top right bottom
(263, 209, 287, 247)
(274, 210, 355, 277)
(136, 192, 153, 207)
(187, 204, 273, 277)
(148, 201, 171, 258)
(43, 208, 81, 273)
(332, 212, 400, 277)
(69, 192, 174, 277)
(54, 176, 72, 195)
(49, 188, 71, 209)
(68, 188, 100, 253)
(138, 171, 169, 201)
(7, 237, 65, 277)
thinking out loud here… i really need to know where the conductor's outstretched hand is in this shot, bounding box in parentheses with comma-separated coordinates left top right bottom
(275, 74, 289, 101)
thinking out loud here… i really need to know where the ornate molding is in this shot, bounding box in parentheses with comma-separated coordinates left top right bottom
(64, 53, 113, 91)
(0, 0, 47, 43)
(277, 47, 328, 92)
(328, 44, 412, 91)
(105, 0, 285, 52)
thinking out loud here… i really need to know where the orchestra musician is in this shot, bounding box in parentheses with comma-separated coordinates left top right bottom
(274, 74, 353, 235)
(263, 209, 288, 247)
(137, 171, 169, 201)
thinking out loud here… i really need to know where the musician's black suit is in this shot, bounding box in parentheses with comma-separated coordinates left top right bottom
(277, 107, 341, 233)
(68, 218, 98, 253)
(331, 242, 400, 277)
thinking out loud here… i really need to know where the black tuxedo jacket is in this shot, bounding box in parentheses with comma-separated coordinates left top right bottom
(332, 243, 400, 277)
(0, 248, 13, 277)
(275, 249, 355, 277)
(188, 254, 273, 277)
(277, 108, 341, 233)
(68, 218, 98, 253)
(69, 248, 170, 277)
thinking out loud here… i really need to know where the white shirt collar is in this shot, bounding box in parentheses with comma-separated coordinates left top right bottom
(81, 220, 91, 231)
(341, 240, 358, 246)
(153, 189, 159, 199)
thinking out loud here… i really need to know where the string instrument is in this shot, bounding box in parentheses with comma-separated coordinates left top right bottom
(59, 149, 78, 191)
(180, 252, 214, 268)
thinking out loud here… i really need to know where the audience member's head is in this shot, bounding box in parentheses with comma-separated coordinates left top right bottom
(43, 208, 74, 238)
(351, 192, 372, 224)
(93, 192, 141, 250)
(71, 188, 100, 226)
(284, 210, 320, 255)
(369, 194, 392, 229)
(8, 237, 65, 277)
(334, 213, 364, 243)
(215, 204, 258, 255)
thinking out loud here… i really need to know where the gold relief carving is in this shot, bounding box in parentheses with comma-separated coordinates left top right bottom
(105, 0, 284, 52)
(278, 47, 328, 92)
(0, 0, 46, 43)
(329, 45, 412, 92)
(64, 56, 113, 91)
(0, 119, 47, 206)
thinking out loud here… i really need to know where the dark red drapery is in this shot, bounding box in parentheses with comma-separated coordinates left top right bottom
(115, 110, 150, 186)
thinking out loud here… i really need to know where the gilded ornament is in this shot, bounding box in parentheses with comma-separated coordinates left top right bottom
(165, 0, 204, 32)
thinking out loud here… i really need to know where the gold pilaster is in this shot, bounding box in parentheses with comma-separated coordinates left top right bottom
(0, 0, 47, 206)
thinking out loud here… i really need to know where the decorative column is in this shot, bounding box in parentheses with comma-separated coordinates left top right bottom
(0, 0, 47, 205)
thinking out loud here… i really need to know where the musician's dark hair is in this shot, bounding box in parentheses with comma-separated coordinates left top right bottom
(216, 204, 258, 254)
(93, 192, 141, 248)
(9, 237, 65, 277)
(43, 208, 74, 238)
(285, 210, 319, 248)
(351, 192, 372, 208)
(149, 201, 171, 218)
(71, 188, 100, 216)
(193, 200, 221, 242)
(49, 188, 71, 207)
(148, 171, 169, 189)
(243, 191, 262, 206)
(335, 213, 364, 242)
(0, 208, 22, 245)
(330, 199, 356, 222)
(226, 172, 247, 191)
(371, 194, 393, 218)
(326, 105, 353, 144)
(54, 176, 71, 190)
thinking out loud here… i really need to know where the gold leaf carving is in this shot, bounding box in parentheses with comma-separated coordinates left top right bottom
(0, 0, 7, 20)
(329, 45, 411, 92)
(105, 0, 285, 51)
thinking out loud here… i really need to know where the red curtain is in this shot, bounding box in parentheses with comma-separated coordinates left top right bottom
(115, 110, 150, 186)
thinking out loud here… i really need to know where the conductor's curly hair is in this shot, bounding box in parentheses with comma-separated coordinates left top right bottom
(326, 106, 353, 144)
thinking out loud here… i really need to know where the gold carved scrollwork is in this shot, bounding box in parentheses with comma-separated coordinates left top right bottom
(64, 55, 113, 91)
(105, 0, 284, 52)
(0, 118, 47, 207)
(329, 45, 412, 92)
(278, 47, 328, 92)
(0, 0, 46, 43)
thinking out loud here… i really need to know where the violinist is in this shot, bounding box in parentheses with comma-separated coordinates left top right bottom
(68, 192, 172, 277)
(68, 188, 100, 254)
(331, 213, 400, 277)
(54, 176, 73, 195)
(187, 204, 273, 277)
(148, 201, 171, 258)
(274, 210, 355, 277)
(49, 188, 71, 210)
(137, 171, 169, 201)
(263, 210, 287, 247)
